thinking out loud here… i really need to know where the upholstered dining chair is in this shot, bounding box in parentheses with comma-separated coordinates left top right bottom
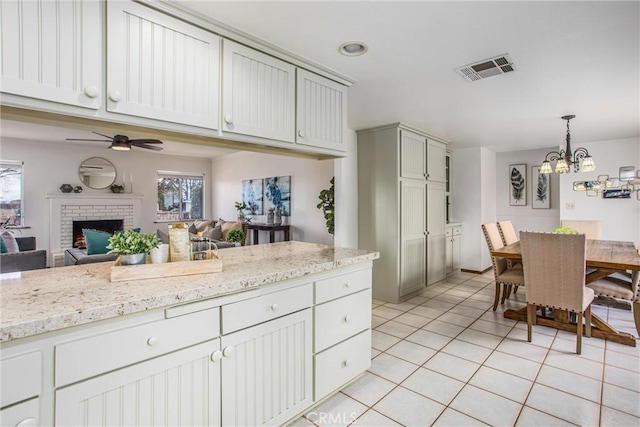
(497, 220, 520, 273)
(520, 232, 595, 354)
(482, 223, 525, 311)
(560, 220, 602, 240)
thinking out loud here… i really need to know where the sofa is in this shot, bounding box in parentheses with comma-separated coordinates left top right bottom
(64, 248, 118, 266)
(0, 236, 47, 273)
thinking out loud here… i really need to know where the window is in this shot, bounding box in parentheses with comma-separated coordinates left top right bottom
(0, 160, 24, 226)
(157, 171, 204, 221)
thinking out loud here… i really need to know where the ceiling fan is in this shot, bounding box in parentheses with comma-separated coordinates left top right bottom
(66, 132, 163, 151)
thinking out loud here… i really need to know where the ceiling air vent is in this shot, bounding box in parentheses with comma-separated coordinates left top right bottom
(454, 54, 516, 82)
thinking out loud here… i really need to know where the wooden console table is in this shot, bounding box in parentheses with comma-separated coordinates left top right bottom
(248, 223, 291, 244)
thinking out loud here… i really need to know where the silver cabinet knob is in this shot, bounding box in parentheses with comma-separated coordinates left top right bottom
(109, 90, 122, 102)
(270, 303, 279, 311)
(343, 314, 352, 323)
(342, 359, 351, 368)
(298, 130, 305, 138)
(210, 350, 223, 362)
(84, 86, 99, 98)
(146, 336, 159, 347)
(224, 114, 233, 124)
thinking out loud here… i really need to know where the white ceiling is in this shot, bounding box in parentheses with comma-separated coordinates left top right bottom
(2, 1, 638, 156)
(184, 0, 639, 152)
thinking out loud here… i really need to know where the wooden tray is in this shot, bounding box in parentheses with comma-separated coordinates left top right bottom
(110, 253, 222, 282)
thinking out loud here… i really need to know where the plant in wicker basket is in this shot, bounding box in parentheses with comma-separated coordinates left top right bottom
(227, 229, 245, 244)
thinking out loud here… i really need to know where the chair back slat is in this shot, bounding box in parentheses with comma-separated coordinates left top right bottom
(520, 231, 586, 312)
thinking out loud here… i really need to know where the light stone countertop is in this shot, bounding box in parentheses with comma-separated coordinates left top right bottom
(0, 241, 379, 342)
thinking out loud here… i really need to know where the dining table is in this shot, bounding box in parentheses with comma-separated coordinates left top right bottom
(491, 239, 640, 347)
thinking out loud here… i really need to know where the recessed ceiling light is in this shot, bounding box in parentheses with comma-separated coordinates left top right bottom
(339, 41, 368, 56)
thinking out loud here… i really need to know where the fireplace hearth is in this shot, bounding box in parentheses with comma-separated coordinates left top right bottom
(73, 220, 124, 249)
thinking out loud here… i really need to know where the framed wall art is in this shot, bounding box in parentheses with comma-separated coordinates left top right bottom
(264, 175, 291, 216)
(242, 178, 264, 214)
(531, 166, 550, 209)
(509, 164, 527, 206)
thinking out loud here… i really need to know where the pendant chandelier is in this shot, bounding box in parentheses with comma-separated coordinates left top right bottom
(540, 115, 595, 174)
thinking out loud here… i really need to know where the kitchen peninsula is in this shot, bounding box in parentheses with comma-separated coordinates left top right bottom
(0, 241, 379, 426)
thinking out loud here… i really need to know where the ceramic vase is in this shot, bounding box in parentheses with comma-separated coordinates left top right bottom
(119, 253, 147, 265)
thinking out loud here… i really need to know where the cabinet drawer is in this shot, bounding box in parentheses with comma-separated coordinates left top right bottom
(314, 289, 371, 352)
(56, 307, 219, 387)
(222, 283, 313, 334)
(315, 268, 372, 304)
(314, 330, 371, 400)
(0, 397, 39, 426)
(0, 351, 41, 407)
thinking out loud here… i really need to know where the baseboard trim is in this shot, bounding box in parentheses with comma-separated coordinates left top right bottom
(461, 267, 491, 275)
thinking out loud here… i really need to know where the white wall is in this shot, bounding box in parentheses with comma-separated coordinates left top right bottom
(210, 152, 335, 246)
(559, 137, 640, 243)
(496, 147, 561, 233)
(1, 138, 212, 251)
(334, 129, 358, 248)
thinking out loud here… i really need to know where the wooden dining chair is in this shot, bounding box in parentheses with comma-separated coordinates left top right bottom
(482, 223, 525, 311)
(520, 232, 595, 354)
(560, 220, 602, 240)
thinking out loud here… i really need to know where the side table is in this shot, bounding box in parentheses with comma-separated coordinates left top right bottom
(248, 223, 291, 244)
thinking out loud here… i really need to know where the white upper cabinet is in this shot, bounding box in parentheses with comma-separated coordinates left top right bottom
(222, 39, 296, 142)
(427, 139, 447, 182)
(400, 130, 427, 179)
(296, 69, 347, 151)
(106, 1, 220, 129)
(0, 0, 102, 109)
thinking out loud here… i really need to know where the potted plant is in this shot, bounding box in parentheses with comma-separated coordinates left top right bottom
(234, 201, 248, 222)
(110, 184, 125, 194)
(107, 229, 159, 265)
(227, 229, 245, 246)
(316, 177, 334, 235)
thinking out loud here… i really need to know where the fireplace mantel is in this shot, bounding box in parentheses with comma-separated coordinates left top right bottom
(48, 193, 143, 266)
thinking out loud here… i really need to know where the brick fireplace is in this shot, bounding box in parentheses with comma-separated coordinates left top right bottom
(47, 193, 142, 266)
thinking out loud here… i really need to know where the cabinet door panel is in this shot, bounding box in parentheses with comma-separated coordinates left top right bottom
(221, 309, 312, 427)
(222, 40, 295, 142)
(400, 130, 427, 179)
(427, 140, 447, 182)
(0, 397, 39, 427)
(452, 234, 461, 271)
(428, 235, 447, 284)
(296, 69, 347, 151)
(0, 0, 101, 109)
(400, 180, 426, 296)
(55, 339, 221, 427)
(107, 1, 220, 129)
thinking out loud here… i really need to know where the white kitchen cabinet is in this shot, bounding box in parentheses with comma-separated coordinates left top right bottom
(55, 339, 221, 427)
(106, 1, 220, 129)
(222, 39, 296, 142)
(427, 181, 447, 284)
(0, 397, 39, 427)
(0, 0, 102, 109)
(296, 69, 347, 152)
(427, 139, 447, 182)
(221, 309, 312, 426)
(446, 225, 462, 274)
(358, 123, 448, 302)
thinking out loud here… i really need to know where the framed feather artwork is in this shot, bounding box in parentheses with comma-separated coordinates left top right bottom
(532, 165, 550, 209)
(509, 164, 527, 206)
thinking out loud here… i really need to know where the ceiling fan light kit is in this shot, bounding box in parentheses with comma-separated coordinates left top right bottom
(65, 132, 163, 151)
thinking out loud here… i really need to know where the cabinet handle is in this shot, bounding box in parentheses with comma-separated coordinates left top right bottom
(298, 130, 305, 138)
(84, 86, 99, 98)
(427, 173, 430, 179)
(15, 418, 37, 427)
(109, 90, 122, 102)
(270, 303, 279, 311)
(343, 314, 351, 323)
(146, 336, 159, 347)
(223, 346, 234, 358)
(344, 281, 351, 288)
(342, 359, 351, 368)
(224, 114, 233, 124)
(210, 350, 223, 363)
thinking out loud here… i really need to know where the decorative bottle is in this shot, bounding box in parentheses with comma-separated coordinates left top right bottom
(274, 206, 282, 225)
(267, 208, 274, 224)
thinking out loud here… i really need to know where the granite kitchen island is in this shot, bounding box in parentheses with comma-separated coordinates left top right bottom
(0, 241, 379, 426)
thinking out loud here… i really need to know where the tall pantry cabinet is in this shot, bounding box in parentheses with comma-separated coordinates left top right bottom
(358, 124, 448, 303)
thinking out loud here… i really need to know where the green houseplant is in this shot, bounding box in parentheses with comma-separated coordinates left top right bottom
(234, 201, 248, 221)
(227, 229, 245, 245)
(107, 229, 159, 265)
(317, 177, 334, 235)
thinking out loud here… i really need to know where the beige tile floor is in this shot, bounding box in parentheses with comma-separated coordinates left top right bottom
(292, 271, 640, 426)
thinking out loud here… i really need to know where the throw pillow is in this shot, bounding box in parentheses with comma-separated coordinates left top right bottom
(204, 224, 222, 241)
(218, 218, 241, 241)
(0, 236, 7, 253)
(83, 229, 112, 255)
(193, 219, 215, 232)
(188, 223, 198, 235)
(1, 231, 19, 253)
(156, 229, 170, 244)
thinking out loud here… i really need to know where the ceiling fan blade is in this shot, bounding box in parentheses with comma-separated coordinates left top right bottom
(129, 139, 163, 144)
(65, 138, 112, 142)
(93, 131, 114, 139)
(132, 142, 163, 151)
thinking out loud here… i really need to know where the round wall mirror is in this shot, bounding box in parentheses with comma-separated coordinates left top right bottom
(78, 157, 117, 190)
